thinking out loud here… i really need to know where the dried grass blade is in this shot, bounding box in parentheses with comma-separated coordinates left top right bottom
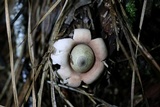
(54, 83, 96, 104)
(131, 32, 160, 72)
(49, 62, 57, 107)
(118, 40, 135, 107)
(18, 65, 42, 106)
(5, 26, 26, 107)
(57, 84, 96, 104)
(135, 0, 147, 56)
(0, 74, 10, 100)
(50, 0, 69, 41)
(38, 63, 49, 107)
(28, 2, 35, 65)
(131, 67, 135, 107)
(118, 1, 160, 72)
(32, 86, 36, 107)
(25, 65, 42, 103)
(31, 0, 61, 33)
(52, 83, 116, 107)
(37, 73, 45, 107)
(54, 86, 74, 107)
(28, 2, 36, 107)
(113, 1, 149, 106)
(18, 52, 45, 106)
(4, 0, 19, 106)
(123, 27, 137, 107)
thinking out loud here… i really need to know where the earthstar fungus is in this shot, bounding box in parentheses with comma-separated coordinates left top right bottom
(51, 29, 107, 87)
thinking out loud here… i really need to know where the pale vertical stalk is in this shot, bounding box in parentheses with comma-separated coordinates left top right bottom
(131, 68, 135, 107)
(4, 0, 19, 106)
(28, 2, 36, 107)
(133, 1, 148, 106)
(135, 0, 147, 56)
(49, 62, 57, 107)
(37, 71, 45, 107)
(28, 3, 35, 65)
(32, 87, 36, 107)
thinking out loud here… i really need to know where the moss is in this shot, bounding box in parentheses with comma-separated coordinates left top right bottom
(126, 0, 137, 24)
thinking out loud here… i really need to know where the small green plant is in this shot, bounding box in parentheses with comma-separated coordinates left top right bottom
(126, 0, 137, 24)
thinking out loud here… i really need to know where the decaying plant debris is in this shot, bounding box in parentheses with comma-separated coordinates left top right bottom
(0, 0, 160, 107)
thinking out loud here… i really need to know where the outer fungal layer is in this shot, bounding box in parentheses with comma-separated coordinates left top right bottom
(51, 28, 107, 87)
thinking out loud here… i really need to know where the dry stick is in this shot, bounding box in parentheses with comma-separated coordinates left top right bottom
(24, 0, 62, 105)
(32, 85, 36, 107)
(135, 0, 147, 56)
(117, 49, 155, 63)
(131, 67, 135, 107)
(50, 74, 57, 107)
(126, 21, 160, 72)
(37, 71, 46, 107)
(25, 58, 47, 103)
(122, 27, 137, 107)
(47, 3, 73, 105)
(112, 1, 136, 106)
(117, 4, 136, 107)
(18, 63, 43, 106)
(121, 16, 149, 107)
(28, 2, 36, 107)
(18, 76, 32, 106)
(49, 69, 74, 107)
(117, 43, 160, 63)
(50, 83, 117, 107)
(19, 0, 61, 104)
(23, 53, 50, 105)
(31, 0, 61, 33)
(50, 0, 69, 41)
(0, 72, 10, 100)
(87, 7, 95, 30)
(54, 85, 74, 107)
(48, 83, 96, 105)
(37, 62, 49, 107)
(28, 2, 35, 65)
(113, 1, 148, 106)
(117, 3, 160, 74)
(118, 39, 136, 107)
(18, 0, 65, 106)
(119, 3, 152, 107)
(6, 43, 25, 107)
(134, 1, 147, 106)
(18, 55, 47, 106)
(48, 62, 74, 107)
(117, 0, 160, 72)
(49, 62, 57, 107)
(4, 0, 19, 107)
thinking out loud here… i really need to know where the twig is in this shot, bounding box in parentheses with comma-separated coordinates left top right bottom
(4, 0, 19, 106)
(31, 0, 61, 33)
(28, 2, 36, 107)
(37, 63, 49, 107)
(54, 85, 74, 107)
(113, 1, 149, 106)
(49, 61, 57, 107)
(117, 39, 135, 107)
(48, 82, 118, 107)
(50, 0, 70, 41)
(135, 0, 147, 56)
